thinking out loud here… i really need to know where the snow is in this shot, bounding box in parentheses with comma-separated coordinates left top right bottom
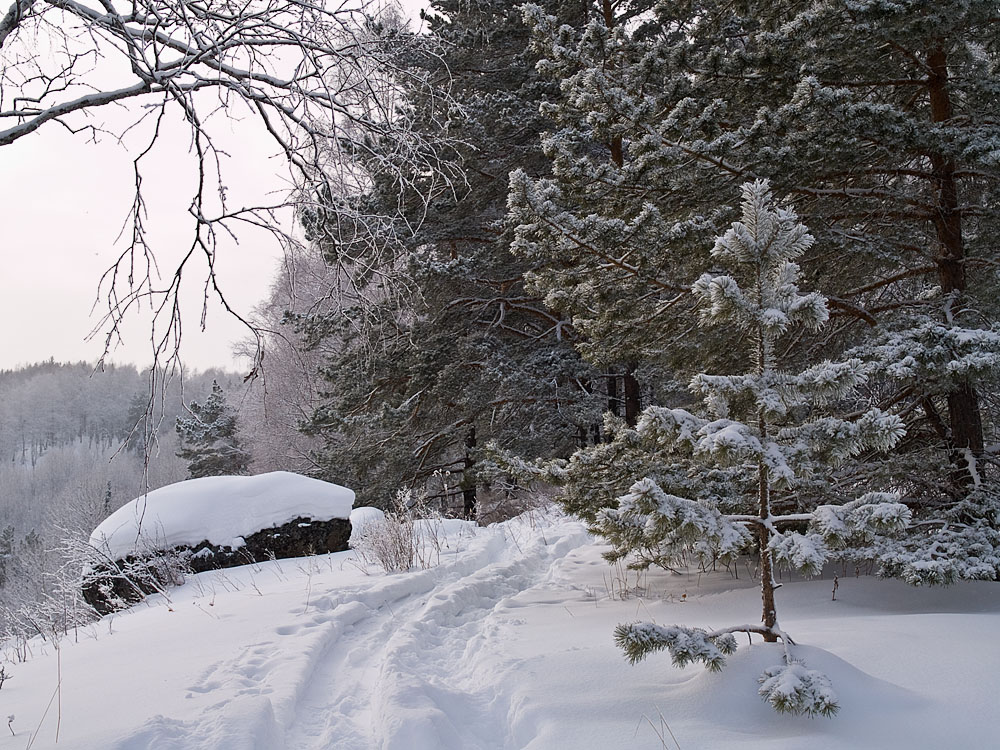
(89, 472, 355, 559)
(769, 531, 828, 575)
(4, 502, 1000, 749)
(758, 659, 838, 716)
(348, 506, 386, 548)
(696, 419, 763, 458)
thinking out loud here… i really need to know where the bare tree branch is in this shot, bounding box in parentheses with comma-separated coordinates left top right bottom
(2, 0, 462, 385)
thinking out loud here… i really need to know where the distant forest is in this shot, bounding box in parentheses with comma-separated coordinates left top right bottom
(0, 362, 250, 614)
(0, 354, 333, 643)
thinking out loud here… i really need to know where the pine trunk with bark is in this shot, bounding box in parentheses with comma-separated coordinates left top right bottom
(462, 425, 477, 519)
(926, 44, 986, 489)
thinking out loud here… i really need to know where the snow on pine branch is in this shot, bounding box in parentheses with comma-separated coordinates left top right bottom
(693, 419, 764, 464)
(617, 619, 840, 717)
(597, 478, 751, 568)
(635, 407, 706, 448)
(638, 400, 903, 487)
(779, 409, 906, 464)
(810, 493, 912, 549)
(857, 322, 1000, 386)
(768, 532, 829, 576)
(614, 622, 737, 671)
(690, 357, 868, 421)
(759, 660, 839, 717)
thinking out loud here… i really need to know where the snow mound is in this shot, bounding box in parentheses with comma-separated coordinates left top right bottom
(681, 643, 920, 732)
(89, 471, 355, 560)
(348, 506, 386, 547)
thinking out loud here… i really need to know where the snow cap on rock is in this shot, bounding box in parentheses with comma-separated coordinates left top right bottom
(89, 471, 355, 559)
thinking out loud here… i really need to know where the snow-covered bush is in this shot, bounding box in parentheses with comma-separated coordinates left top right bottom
(0, 535, 104, 657)
(350, 497, 417, 573)
(350, 491, 452, 573)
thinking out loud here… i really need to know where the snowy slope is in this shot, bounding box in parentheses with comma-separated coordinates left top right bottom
(3, 507, 1000, 750)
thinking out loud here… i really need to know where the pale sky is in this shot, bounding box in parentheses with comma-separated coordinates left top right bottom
(0, 1, 431, 375)
(1, 112, 287, 374)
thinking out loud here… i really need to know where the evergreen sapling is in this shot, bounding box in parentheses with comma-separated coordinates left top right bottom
(612, 181, 907, 717)
(176, 381, 251, 479)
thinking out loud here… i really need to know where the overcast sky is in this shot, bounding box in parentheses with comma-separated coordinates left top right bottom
(1, 115, 286, 375)
(0, 1, 430, 375)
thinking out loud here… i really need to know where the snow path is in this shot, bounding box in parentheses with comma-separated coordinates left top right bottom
(6, 510, 1000, 750)
(101, 514, 591, 750)
(372, 524, 589, 750)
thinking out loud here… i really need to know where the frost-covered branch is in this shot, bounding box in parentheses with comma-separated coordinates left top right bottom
(2, 0, 463, 375)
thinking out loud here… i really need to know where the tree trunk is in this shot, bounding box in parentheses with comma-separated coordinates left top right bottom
(600, 3, 641, 431)
(926, 44, 985, 488)
(758, 458, 778, 641)
(623, 369, 641, 427)
(947, 381, 984, 484)
(607, 369, 620, 417)
(462, 425, 477, 520)
(578, 377, 598, 445)
(601, 1, 625, 170)
(757, 326, 778, 641)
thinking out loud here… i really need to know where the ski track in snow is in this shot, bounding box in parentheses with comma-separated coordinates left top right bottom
(113, 516, 590, 750)
(7, 509, 1000, 750)
(372, 525, 588, 750)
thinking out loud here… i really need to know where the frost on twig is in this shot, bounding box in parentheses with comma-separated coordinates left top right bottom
(1, 0, 464, 382)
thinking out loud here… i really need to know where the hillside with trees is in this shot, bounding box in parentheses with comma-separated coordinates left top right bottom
(0, 363, 245, 639)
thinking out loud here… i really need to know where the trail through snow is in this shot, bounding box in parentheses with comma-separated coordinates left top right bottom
(3, 509, 1000, 750)
(103, 512, 588, 750)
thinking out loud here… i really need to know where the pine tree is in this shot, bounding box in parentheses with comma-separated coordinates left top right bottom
(298, 0, 603, 511)
(608, 181, 906, 716)
(510, 0, 1000, 577)
(175, 381, 251, 479)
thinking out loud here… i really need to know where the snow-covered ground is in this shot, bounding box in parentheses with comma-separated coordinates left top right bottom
(3, 507, 999, 750)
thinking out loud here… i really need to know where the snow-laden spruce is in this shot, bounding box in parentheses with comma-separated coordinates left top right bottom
(844, 320, 1000, 584)
(175, 381, 251, 479)
(609, 182, 906, 717)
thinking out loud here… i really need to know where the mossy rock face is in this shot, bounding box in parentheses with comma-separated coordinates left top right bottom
(83, 516, 351, 614)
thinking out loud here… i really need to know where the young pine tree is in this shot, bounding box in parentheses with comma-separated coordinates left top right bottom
(596, 182, 907, 716)
(510, 1, 1000, 569)
(175, 381, 250, 479)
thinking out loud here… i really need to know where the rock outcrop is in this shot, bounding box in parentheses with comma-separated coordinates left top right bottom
(83, 516, 351, 614)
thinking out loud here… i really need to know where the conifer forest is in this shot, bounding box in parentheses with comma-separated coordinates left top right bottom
(1, 0, 999, 740)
